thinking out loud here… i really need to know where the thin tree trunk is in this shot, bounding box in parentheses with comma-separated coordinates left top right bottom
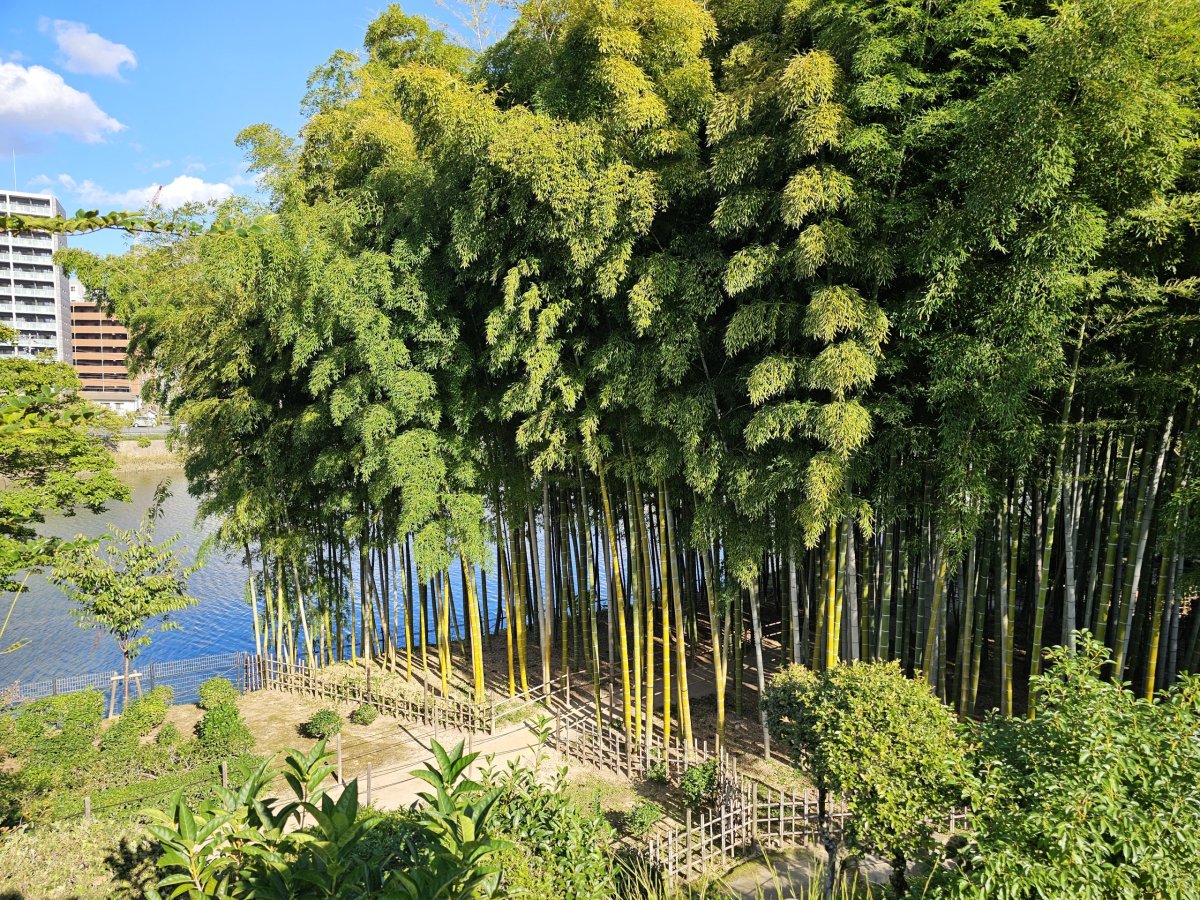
(748, 580, 770, 758)
(1114, 415, 1174, 678)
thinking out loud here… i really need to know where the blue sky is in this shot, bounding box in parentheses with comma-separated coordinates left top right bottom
(0, 2, 456, 255)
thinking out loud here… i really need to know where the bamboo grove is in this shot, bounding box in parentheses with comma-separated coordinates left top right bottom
(64, 0, 1200, 752)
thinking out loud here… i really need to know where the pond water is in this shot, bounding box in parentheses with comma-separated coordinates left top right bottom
(0, 467, 596, 689)
(0, 469, 254, 687)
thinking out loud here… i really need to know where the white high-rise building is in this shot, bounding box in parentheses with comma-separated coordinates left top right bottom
(0, 191, 72, 362)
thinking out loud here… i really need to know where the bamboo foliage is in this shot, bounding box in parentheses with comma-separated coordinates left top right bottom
(58, 0, 1200, 746)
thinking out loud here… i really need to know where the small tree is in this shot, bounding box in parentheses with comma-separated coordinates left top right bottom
(931, 635, 1200, 899)
(764, 661, 968, 896)
(51, 483, 200, 710)
(0, 354, 126, 654)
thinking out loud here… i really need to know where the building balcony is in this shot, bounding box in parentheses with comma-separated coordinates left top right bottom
(10, 302, 56, 316)
(6, 236, 54, 250)
(3, 201, 55, 216)
(2, 253, 53, 265)
(3, 286, 57, 299)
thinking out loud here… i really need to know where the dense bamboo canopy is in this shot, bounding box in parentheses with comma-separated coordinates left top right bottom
(65, 0, 1200, 748)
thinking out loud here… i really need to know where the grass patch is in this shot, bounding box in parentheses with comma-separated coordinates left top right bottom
(47, 754, 264, 821)
(565, 771, 641, 816)
(0, 819, 156, 899)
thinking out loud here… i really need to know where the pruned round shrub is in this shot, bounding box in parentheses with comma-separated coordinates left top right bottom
(124, 687, 173, 733)
(623, 800, 662, 837)
(196, 702, 254, 757)
(304, 708, 343, 740)
(679, 759, 720, 810)
(349, 703, 378, 726)
(197, 677, 238, 711)
(156, 722, 182, 747)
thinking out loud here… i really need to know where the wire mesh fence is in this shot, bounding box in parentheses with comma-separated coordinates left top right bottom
(3, 651, 256, 713)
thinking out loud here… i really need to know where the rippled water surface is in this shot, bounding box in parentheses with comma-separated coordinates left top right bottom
(0, 468, 254, 686)
(0, 466, 610, 690)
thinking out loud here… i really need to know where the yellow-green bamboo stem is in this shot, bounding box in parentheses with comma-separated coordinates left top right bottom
(599, 465, 634, 747)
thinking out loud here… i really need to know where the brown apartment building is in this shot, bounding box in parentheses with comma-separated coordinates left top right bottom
(69, 278, 146, 416)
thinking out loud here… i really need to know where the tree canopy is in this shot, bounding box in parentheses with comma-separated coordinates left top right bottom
(59, 0, 1200, 757)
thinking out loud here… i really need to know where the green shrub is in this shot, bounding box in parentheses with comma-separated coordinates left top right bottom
(679, 759, 720, 810)
(47, 754, 262, 821)
(0, 819, 157, 898)
(345, 806, 426, 874)
(491, 843, 560, 898)
(100, 687, 174, 753)
(928, 638, 1200, 899)
(156, 722, 182, 747)
(623, 800, 662, 837)
(765, 660, 967, 894)
(0, 770, 38, 826)
(9, 690, 104, 763)
(644, 758, 668, 785)
(485, 760, 616, 899)
(196, 702, 254, 757)
(303, 708, 343, 740)
(349, 703, 378, 726)
(197, 677, 238, 711)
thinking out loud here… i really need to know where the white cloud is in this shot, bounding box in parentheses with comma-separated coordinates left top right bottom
(56, 174, 235, 210)
(40, 19, 136, 79)
(0, 62, 123, 145)
(150, 159, 172, 169)
(228, 164, 262, 189)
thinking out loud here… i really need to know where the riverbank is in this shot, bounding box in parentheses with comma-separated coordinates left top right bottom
(113, 438, 180, 471)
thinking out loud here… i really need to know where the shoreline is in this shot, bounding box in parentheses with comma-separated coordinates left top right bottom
(113, 442, 181, 472)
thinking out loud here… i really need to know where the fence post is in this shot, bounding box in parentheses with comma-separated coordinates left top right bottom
(778, 789, 784, 843)
(84, 795, 92, 822)
(686, 808, 693, 867)
(221, 760, 229, 789)
(107, 674, 119, 718)
(148, 662, 155, 693)
(365, 763, 372, 806)
(336, 733, 343, 785)
(489, 700, 496, 734)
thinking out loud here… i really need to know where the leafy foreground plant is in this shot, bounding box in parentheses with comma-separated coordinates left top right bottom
(143, 739, 507, 899)
(480, 754, 616, 900)
(926, 636, 1200, 899)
